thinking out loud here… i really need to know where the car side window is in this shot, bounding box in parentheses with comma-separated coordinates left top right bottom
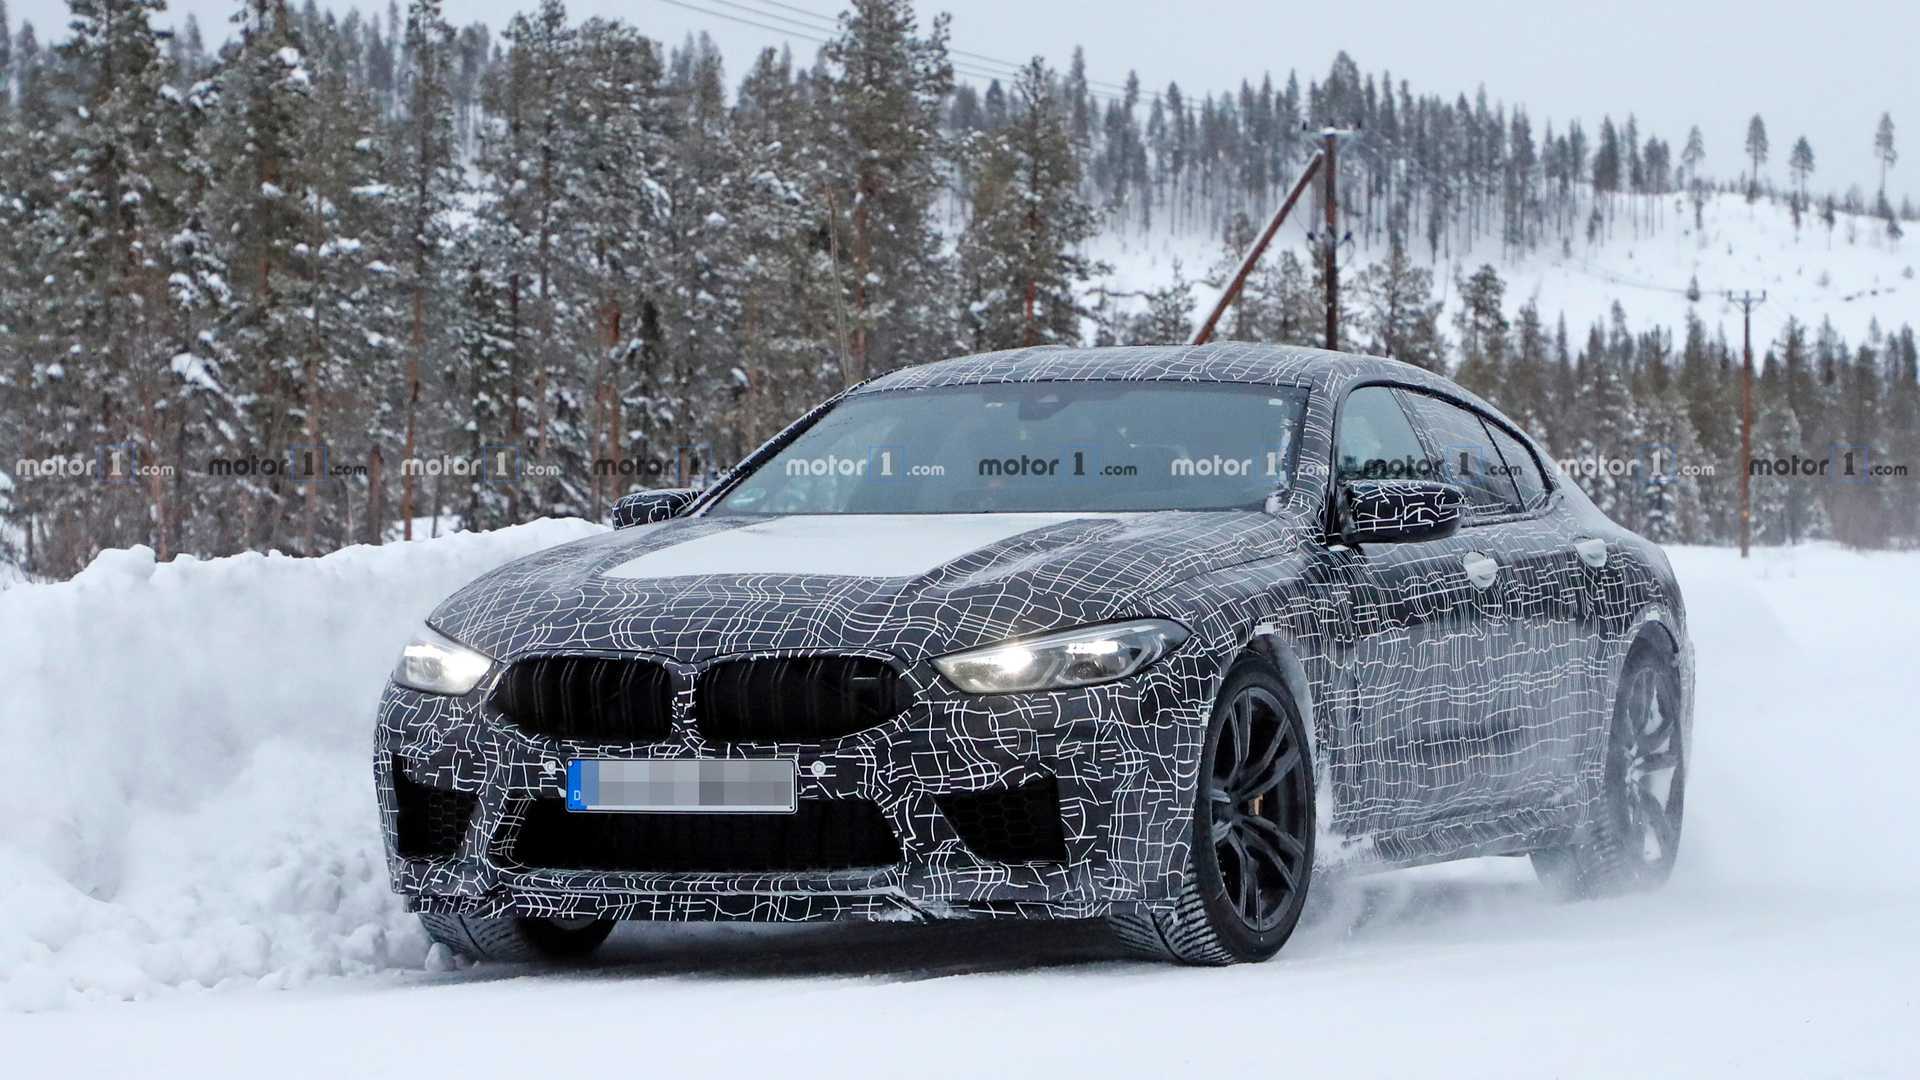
(1399, 391, 1522, 516)
(1484, 421, 1551, 512)
(1333, 386, 1431, 485)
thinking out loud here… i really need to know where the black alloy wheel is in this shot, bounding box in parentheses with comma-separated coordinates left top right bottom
(1207, 683, 1313, 932)
(1534, 645, 1686, 898)
(1109, 657, 1315, 964)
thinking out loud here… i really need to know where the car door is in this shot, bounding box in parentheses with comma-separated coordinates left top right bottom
(1320, 385, 1511, 841)
(1398, 391, 1590, 821)
(1477, 418, 1604, 808)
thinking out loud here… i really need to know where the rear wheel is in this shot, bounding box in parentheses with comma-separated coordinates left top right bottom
(1533, 645, 1686, 899)
(419, 912, 615, 963)
(1110, 658, 1315, 964)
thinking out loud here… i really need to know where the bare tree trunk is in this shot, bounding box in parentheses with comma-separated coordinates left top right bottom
(533, 145, 553, 476)
(401, 285, 422, 540)
(367, 445, 384, 544)
(303, 351, 320, 554)
(607, 303, 623, 496)
(506, 272, 523, 522)
(851, 174, 872, 383)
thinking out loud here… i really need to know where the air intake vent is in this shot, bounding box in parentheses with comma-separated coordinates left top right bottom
(393, 766, 479, 859)
(696, 656, 909, 742)
(513, 798, 901, 873)
(936, 779, 1069, 863)
(491, 655, 675, 742)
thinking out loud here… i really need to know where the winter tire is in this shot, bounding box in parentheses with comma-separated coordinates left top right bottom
(1110, 657, 1315, 964)
(1533, 643, 1686, 899)
(418, 912, 615, 963)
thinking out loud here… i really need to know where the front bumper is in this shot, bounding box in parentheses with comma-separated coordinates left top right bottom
(375, 652, 1210, 922)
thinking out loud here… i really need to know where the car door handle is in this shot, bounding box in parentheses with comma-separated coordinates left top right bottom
(1462, 552, 1500, 590)
(1572, 537, 1608, 569)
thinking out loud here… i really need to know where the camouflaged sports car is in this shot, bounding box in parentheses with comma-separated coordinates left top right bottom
(376, 343, 1693, 965)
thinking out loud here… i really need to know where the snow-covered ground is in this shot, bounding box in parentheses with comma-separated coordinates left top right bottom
(0, 520, 604, 1011)
(1097, 188, 1914, 348)
(2, 533, 1916, 1077)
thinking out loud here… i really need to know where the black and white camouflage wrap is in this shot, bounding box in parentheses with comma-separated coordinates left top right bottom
(376, 343, 1694, 923)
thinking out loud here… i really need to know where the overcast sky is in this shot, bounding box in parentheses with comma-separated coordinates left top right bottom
(9, 0, 1912, 195)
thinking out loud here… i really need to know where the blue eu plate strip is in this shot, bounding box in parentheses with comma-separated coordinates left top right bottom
(566, 759, 597, 811)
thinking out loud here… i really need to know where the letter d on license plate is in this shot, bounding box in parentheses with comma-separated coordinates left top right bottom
(566, 759, 798, 813)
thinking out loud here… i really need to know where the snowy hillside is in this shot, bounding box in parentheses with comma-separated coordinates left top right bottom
(1096, 187, 1913, 348)
(3, 527, 1918, 1078)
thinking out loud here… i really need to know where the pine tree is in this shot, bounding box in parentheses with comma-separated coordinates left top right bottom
(1884, 327, 1920, 545)
(653, 31, 745, 499)
(394, 0, 463, 539)
(957, 57, 1100, 352)
(1749, 396, 1819, 544)
(1788, 136, 1814, 211)
(295, 14, 404, 549)
(1569, 310, 1642, 525)
(1681, 125, 1705, 182)
(1452, 264, 1509, 396)
(1744, 114, 1768, 200)
(1355, 240, 1445, 372)
(728, 45, 841, 456)
(1828, 342, 1889, 546)
(1874, 112, 1897, 197)
(1124, 264, 1194, 345)
(45, 0, 205, 567)
(819, 0, 954, 384)
(204, 5, 320, 553)
(557, 15, 672, 515)
(1639, 382, 1705, 543)
(1502, 300, 1549, 430)
(0, 2, 10, 107)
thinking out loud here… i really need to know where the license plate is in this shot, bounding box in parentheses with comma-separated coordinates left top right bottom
(565, 759, 797, 814)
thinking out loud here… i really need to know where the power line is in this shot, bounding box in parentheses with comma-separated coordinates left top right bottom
(653, 0, 833, 47)
(741, 0, 1140, 94)
(649, 0, 1152, 106)
(701, 0, 839, 39)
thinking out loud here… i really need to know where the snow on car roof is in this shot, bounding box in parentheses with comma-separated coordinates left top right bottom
(855, 341, 1430, 395)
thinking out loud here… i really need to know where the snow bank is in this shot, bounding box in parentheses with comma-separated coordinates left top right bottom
(0, 520, 603, 1011)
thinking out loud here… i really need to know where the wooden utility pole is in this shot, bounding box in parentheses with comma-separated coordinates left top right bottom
(1730, 290, 1767, 558)
(1322, 129, 1341, 352)
(1192, 150, 1326, 346)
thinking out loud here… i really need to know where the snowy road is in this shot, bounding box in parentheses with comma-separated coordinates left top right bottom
(5, 543, 1917, 1077)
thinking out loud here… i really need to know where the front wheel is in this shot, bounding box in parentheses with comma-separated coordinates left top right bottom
(1109, 658, 1315, 964)
(1533, 645, 1686, 899)
(419, 912, 615, 963)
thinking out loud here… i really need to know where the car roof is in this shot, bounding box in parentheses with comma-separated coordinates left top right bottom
(853, 342, 1528, 442)
(857, 342, 1444, 397)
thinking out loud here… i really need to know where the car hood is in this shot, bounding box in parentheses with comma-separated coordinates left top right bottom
(429, 511, 1300, 664)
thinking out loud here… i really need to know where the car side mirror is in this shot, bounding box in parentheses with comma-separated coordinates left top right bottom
(1339, 480, 1465, 545)
(610, 488, 700, 529)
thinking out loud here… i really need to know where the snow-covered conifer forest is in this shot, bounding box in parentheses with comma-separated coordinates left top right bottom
(1, 0, 1916, 578)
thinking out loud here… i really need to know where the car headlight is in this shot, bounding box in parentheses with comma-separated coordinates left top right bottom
(392, 625, 494, 695)
(933, 619, 1188, 695)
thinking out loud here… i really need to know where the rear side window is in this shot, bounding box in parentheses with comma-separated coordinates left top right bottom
(1399, 392, 1522, 515)
(1333, 386, 1432, 485)
(1484, 421, 1551, 512)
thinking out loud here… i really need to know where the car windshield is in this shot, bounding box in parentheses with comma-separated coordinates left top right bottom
(712, 382, 1310, 515)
